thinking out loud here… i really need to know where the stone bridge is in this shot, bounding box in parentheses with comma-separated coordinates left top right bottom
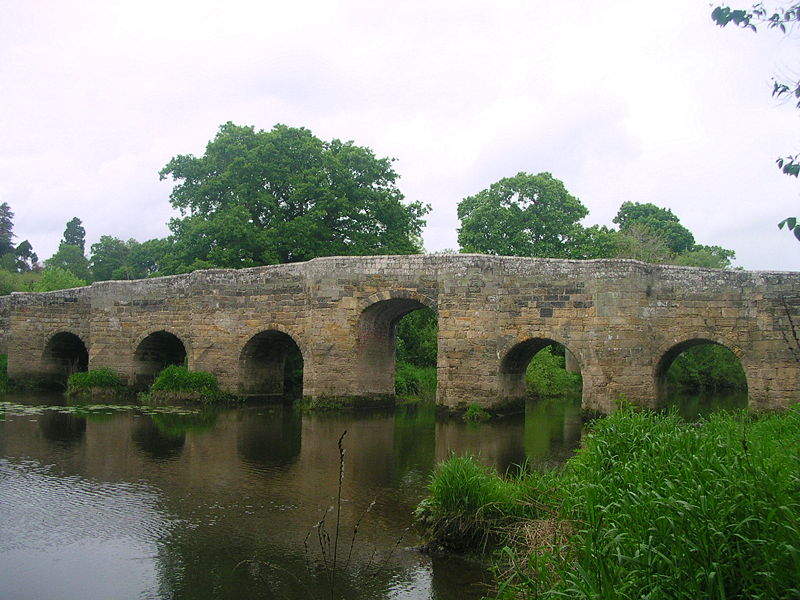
(2, 255, 799, 412)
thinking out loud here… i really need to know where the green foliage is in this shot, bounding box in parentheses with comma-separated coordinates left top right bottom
(463, 403, 491, 423)
(525, 346, 582, 397)
(0, 354, 9, 393)
(45, 243, 91, 281)
(395, 307, 437, 367)
(415, 453, 555, 551)
(612, 223, 675, 263)
(675, 244, 736, 268)
(31, 267, 86, 292)
(90, 236, 165, 281)
(158, 122, 429, 273)
(0, 202, 15, 257)
(666, 344, 747, 391)
(421, 407, 800, 599)
(613, 201, 695, 253)
(151, 365, 219, 394)
(66, 369, 124, 391)
(62, 217, 86, 253)
(0, 269, 40, 294)
(712, 3, 800, 240)
(395, 362, 437, 401)
(457, 172, 589, 258)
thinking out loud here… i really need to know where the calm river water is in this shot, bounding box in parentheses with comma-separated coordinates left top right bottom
(0, 391, 745, 600)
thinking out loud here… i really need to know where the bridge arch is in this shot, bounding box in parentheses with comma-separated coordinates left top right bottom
(498, 336, 582, 403)
(239, 329, 304, 399)
(654, 337, 748, 402)
(42, 331, 89, 382)
(133, 330, 188, 388)
(357, 291, 437, 396)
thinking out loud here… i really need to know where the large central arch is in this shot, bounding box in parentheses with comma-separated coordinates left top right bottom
(239, 330, 303, 399)
(133, 330, 187, 388)
(357, 292, 437, 396)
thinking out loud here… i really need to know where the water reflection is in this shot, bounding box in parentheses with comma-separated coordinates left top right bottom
(663, 390, 749, 420)
(133, 415, 185, 460)
(0, 391, 747, 600)
(39, 411, 86, 447)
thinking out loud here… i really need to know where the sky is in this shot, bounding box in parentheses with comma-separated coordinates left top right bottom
(1, 0, 798, 270)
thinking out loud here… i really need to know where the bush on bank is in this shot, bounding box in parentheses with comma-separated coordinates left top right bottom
(148, 365, 227, 403)
(418, 406, 800, 600)
(395, 362, 437, 401)
(66, 368, 124, 393)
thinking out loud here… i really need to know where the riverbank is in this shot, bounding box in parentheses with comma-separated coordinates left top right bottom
(416, 406, 800, 599)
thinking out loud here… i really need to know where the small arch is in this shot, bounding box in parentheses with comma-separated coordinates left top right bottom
(42, 331, 89, 383)
(655, 338, 748, 403)
(133, 330, 187, 388)
(358, 294, 437, 396)
(499, 337, 582, 401)
(239, 330, 303, 399)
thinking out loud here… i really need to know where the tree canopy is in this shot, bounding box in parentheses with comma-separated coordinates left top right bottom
(613, 202, 695, 253)
(158, 122, 429, 272)
(62, 217, 86, 253)
(457, 172, 589, 258)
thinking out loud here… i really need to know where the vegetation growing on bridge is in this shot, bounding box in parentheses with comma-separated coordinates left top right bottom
(66, 369, 125, 399)
(417, 406, 800, 599)
(147, 365, 228, 404)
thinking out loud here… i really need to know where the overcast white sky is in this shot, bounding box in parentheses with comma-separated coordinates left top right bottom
(1, 0, 798, 270)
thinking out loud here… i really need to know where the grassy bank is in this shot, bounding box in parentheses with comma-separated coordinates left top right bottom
(146, 365, 231, 404)
(417, 406, 800, 599)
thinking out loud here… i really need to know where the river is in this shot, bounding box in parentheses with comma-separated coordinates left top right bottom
(0, 391, 745, 600)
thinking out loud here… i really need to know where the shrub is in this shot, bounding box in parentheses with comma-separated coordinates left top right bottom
(149, 365, 225, 403)
(463, 402, 491, 423)
(395, 361, 437, 401)
(526, 346, 582, 397)
(32, 267, 86, 292)
(419, 407, 800, 599)
(67, 368, 124, 391)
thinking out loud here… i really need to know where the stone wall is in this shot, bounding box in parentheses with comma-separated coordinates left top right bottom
(4, 255, 800, 412)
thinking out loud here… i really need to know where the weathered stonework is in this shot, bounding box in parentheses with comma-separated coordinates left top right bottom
(3, 254, 800, 412)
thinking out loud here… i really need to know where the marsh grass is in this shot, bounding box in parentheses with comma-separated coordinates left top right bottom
(66, 368, 124, 396)
(395, 362, 437, 402)
(147, 365, 232, 404)
(420, 406, 800, 599)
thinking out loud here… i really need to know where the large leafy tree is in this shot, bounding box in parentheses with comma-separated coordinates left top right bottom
(0, 203, 14, 257)
(613, 202, 695, 253)
(457, 172, 589, 257)
(158, 122, 429, 272)
(712, 3, 800, 239)
(62, 217, 86, 253)
(45, 243, 91, 282)
(90, 236, 167, 281)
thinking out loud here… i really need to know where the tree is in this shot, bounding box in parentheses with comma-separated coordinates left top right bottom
(675, 244, 737, 268)
(158, 122, 429, 272)
(0, 202, 15, 257)
(45, 243, 91, 282)
(613, 202, 695, 253)
(14, 240, 39, 272)
(32, 267, 86, 292)
(457, 172, 589, 257)
(613, 224, 676, 264)
(712, 3, 800, 239)
(62, 217, 86, 253)
(90, 236, 167, 280)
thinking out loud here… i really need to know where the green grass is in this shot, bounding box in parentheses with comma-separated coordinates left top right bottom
(66, 368, 124, 392)
(418, 406, 800, 599)
(395, 361, 437, 401)
(463, 402, 491, 423)
(148, 365, 227, 403)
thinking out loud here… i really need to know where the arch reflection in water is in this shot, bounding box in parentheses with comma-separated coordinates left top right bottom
(38, 410, 87, 447)
(236, 406, 301, 469)
(132, 415, 185, 460)
(436, 415, 526, 474)
(524, 395, 583, 468)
